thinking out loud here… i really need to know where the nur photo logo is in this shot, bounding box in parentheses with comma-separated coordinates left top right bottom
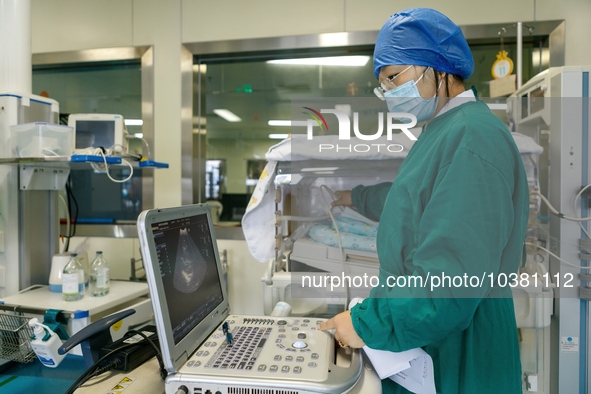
(301, 107, 418, 153)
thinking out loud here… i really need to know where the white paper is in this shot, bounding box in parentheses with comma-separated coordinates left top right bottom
(350, 298, 435, 394)
(363, 346, 436, 394)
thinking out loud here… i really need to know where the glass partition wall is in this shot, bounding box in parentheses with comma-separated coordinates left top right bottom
(195, 50, 377, 223)
(34, 60, 144, 223)
(32, 47, 154, 237)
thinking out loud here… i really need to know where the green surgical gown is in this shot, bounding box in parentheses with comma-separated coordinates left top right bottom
(350, 100, 529, 393)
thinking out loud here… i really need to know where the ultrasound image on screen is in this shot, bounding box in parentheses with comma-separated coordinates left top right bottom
(151, 214, 224, 344)
(173, 228, 208, 293)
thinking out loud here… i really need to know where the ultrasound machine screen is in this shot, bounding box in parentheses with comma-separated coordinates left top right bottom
(151, 213, 224, 344)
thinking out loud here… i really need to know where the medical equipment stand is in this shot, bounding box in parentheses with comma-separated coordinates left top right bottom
(509, 66, 591, 394)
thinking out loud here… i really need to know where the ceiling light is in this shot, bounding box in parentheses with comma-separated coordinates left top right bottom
(125, 119, 143, 126)
(269, 134, 289, 139)
(268, 120, 291, 126)
(301, 167, 339, 172)
(267, 56, 370, 67)
(214, 109, 242, 122)
(268, 120, 319, 127)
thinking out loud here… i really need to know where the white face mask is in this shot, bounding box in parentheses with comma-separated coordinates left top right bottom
(383, 68, 441, 122)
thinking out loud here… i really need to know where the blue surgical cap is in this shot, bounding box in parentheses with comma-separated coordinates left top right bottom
(373, 8, 474, 80)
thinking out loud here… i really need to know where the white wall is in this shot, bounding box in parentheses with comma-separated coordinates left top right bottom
(181, 0, 346, 42)
(31, 0, 133, 52)
(30, 0, 591, 79)
(344, 0, 534, 30)
(535, 0, 591, 66)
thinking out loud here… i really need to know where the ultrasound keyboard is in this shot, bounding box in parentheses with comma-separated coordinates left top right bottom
(206, 325, 272, 370)
(168, 316, 361, 394)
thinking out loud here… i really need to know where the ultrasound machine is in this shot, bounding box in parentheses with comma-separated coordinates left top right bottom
(137, 204, 363, 394)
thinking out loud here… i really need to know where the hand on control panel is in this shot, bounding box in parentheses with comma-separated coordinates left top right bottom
(319, 310, 365, 349)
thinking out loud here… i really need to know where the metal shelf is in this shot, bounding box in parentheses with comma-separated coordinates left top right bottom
(0, 156, 168, 190)
(0, 155, 168, 169)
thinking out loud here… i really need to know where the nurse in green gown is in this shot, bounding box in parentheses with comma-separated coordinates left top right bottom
(319, 8, 529, 394)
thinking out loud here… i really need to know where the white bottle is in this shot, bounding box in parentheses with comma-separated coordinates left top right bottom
(89, 251, 110, 297)
(29, 318, 66, 368)
(62, 253, 84, 301)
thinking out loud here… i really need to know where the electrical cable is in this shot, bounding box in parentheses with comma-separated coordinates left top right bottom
(574, 184, 591, 239)
(58, 193, 70, 254)
(274, 184, 366, 310)
(64, 179, 72, 252)
(525, 242, 591, 269)
(528, 187, 591, 267)
(125, 134, 152, 160)
(141, 138, 151, 160)
(118, 152, 144, 161)
(39, 147, 62, 157)
(320, 185, 350, 311)
(64, 342, 137, 394)
(64, 329, 166, 394)
(94, 147, 134, 183)
(71, 183, 79, 239)
(520, 227, 591, 274)
(64, 178, 79, 251)
(534, 190, 591, 222)
(76, 146, 134, 183)
(17, 285, 45, 293)
(109, 144, 127, 155)
(91, 358, 122, 377)
(126, 329, 167, 381)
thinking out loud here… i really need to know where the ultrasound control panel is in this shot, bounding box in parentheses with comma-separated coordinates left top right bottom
(167, 315, 361, 394)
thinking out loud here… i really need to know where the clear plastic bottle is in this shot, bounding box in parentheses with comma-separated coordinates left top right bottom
(62, 253, 84, 301)
(89, 251, 110, 297)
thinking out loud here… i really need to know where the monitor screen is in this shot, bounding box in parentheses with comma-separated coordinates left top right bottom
(150, 213, 224, 344)
(75, 120, 116, 149)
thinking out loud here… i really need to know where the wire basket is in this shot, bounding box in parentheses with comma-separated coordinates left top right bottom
(0, 312, 35, 363)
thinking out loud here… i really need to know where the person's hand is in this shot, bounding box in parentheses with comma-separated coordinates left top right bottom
(331, 190, 353, 208)
(318, 310, 365, 349)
